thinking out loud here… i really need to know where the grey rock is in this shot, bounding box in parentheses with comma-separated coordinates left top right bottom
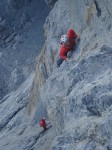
(7, 0, 26, 9)
(0, 0, 112, 150)
(0, 0, 50, 99)
(45, 0, 58, 7)
(29, 0, 112, 149)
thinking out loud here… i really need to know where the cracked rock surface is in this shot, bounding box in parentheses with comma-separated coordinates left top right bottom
(0, 0, 112, 150)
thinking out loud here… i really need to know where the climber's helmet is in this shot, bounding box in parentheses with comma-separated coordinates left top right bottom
(61, 35, 69, 45)
(42, 117, 45, 120)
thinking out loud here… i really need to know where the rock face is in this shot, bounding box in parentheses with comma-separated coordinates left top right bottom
(29, 0, 112, 149)
(45, 0, 58, 7)
(40, 45, 112, 149)
(0, 0, 50, 99)
(0, 0, 112, 150)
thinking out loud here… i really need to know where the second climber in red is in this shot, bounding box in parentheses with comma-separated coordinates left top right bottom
(39, 118, 47, 131)
(57, 28, 80, 67)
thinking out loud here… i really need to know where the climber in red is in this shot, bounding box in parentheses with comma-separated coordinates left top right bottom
(39, 118, 47, 131)
(57, 28, 80, 67)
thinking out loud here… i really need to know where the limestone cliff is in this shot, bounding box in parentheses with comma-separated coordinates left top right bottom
(0, 0, 50, 99)
(0, 0, 112, 150)
(30, 0, 112, 149)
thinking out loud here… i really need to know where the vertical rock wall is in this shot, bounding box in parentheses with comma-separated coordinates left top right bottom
(29, 0, 112, 149)
(0, 0, 50, 99)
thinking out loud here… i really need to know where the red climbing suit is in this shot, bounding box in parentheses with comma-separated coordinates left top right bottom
(39, 119, 46, 128)
(59, 28, 78, 60)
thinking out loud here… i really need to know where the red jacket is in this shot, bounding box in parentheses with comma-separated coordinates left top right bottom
(39, 119, 46, 128)
(59, 28, 78, 60)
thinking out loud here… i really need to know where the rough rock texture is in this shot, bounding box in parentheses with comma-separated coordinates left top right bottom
(0, 0, 50, 99)
(40, 46, 112, 149)
(0, 0, 112, 150)
(0, 0, 53, 150)
(29, 0, 112, 149)
(0, 73, 55, 150)
(45, 0, 58, 7)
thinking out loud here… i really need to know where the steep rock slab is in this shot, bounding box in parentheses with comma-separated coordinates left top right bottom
(27, 0, 112, 149)
(40, 45, 112, 149)
(0, 0, 50, 99)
